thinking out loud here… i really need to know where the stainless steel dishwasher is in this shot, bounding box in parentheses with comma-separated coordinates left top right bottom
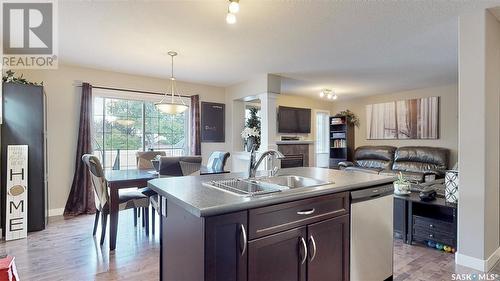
(350, 185, 394, 281)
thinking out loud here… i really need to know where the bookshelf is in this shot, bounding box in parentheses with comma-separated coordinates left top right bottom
(329, 116, 355, 169)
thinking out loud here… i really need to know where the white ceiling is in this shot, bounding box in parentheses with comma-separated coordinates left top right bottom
(59, 0, 500, 100)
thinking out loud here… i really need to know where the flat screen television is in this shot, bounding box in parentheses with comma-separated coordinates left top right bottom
(278, 106, 311, 133)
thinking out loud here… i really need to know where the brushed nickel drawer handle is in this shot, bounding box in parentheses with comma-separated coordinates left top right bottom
(429, 224, 434, 228)
(309, 235, 317, 262)
(240, 224, 247, 256)
(297, 208, 315, 215)
(299, 237, 308, 265)
(429, 234, 434, 238)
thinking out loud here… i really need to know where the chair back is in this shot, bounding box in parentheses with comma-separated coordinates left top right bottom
(136, 151, 167, 170)
(82, 154, 109, 211)
(158, 156, 202, 176)
(206, 151, 230, 172)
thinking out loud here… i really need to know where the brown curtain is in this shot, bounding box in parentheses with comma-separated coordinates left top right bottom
(190, 95, 201, 155)
(64, 83, 96, 216)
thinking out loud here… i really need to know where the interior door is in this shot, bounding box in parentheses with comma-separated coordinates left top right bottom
(307, 215, 350, 281)
(248, 227, 307, 281)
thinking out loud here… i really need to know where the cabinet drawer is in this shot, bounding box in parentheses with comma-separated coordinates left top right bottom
(413, 215, 454, 235)
(248, 192, 349, 239)
(413, 227, 455, 246)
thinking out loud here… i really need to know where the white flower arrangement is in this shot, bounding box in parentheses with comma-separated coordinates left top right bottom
(241, 127, 260, 139)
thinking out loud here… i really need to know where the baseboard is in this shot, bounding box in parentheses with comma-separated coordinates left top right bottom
(456, 247, 500, 272)
(48, 208, 64, 217)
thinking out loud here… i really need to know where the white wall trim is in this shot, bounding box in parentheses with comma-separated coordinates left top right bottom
(456, 247, 500, 272)
(48, 208, 64, 217)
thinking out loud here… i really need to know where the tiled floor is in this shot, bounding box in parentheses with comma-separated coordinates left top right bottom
(0, 211, 496, 281)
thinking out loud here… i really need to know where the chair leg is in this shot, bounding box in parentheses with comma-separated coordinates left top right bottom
(151, 207, 155, 235)
(142, 207, 145, 227)
(144, 207, 149, 236)
(93, 210, 100, 236)
(133, 208, 138, 227)
(100, 212, 108, 245)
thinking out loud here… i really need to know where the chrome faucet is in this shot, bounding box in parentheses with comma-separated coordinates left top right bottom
(248, 145, 285, 178)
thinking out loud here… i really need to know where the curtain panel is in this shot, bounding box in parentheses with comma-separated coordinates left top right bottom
(190, 95, 201, 155)
(64, 83, 96, 216)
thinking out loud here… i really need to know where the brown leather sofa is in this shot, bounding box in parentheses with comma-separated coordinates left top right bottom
(339, 146, 449, 182)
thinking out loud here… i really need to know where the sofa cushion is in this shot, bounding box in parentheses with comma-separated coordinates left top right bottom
(344, 166, 382, 174)
(354, 146, 397, 170)
(392, 146, 449, 174)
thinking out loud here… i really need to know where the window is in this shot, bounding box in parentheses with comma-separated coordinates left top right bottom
(93, 90, 190, 170)
(315, 111, 329, 154)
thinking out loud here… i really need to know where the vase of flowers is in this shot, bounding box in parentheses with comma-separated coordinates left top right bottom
(241, 127, 260, 152)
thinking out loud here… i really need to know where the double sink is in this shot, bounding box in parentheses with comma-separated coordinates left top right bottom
(203, 175, 331, 196)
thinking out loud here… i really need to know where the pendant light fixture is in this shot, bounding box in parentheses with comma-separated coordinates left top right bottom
(226, 0, 239, 24)
(155, 51, 188, 115)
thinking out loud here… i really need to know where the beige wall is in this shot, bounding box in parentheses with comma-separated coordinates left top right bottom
(456, 9, 500, 271)
(14, 64, 227, 215)
(331, 84, 458, 166)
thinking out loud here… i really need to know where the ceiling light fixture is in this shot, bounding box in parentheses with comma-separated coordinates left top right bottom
(320, 89, 338, 101)
(226, 12, 237, 24)
(228, 0, 240, 13)
(226, 0, 239, 24)
(155, 51, 188, 115)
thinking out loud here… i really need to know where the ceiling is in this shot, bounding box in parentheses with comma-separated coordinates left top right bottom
(59, 0, 500, 100)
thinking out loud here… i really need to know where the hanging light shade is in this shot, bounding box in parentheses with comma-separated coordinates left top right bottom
(155, 51, 189, 115)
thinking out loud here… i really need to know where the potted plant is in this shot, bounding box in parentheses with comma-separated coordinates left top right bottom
(393, 172, 411, 195)
(241, 127, 260, 152)
(336, 109, 360, 127)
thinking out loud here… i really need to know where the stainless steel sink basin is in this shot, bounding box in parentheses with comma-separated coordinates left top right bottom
(203, 175, 331, 197)
(255, 175, 331, 189)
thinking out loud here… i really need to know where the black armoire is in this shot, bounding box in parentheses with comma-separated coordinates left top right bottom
(1, 82, 48, 233)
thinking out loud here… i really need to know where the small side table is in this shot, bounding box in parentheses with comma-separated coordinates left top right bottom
(394, 192, 457, 248)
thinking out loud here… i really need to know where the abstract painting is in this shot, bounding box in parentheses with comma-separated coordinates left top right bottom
(366, 97, 439, 139)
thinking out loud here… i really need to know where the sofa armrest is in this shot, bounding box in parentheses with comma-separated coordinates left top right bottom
(338, 161, 354, 169)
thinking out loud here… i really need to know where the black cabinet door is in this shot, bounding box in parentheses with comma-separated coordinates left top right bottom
(248, 227, 306, 281)
(205, 211, 248, 281)
(1, 83, 46, 232)
(393, 197, 407, 241)
(307, 215, 350, 281)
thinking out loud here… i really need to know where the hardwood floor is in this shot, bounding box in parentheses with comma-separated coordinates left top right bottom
(0, 210, 159, 281)
(0, 211, 494, 281)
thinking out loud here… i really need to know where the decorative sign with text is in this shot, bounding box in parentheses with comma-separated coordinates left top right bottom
(5, 145, 28, 241)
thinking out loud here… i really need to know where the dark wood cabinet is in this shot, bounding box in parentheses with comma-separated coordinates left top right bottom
(1, 83, 47, 233)
(307, 215, 350, 281)
(393, 197, 407, 241)
(394, 193, 457, 248)
(205, 211, 248, 281)
(160, 193, 351, 281)
(248, 227, 307, 281)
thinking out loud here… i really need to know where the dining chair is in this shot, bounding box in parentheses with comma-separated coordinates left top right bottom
(135, 151, 166, 229)
(136, 151, 167, 170)
(206, 151, 230, 173)
(146, 156, 203, 234)
(82, 154, 150, 245)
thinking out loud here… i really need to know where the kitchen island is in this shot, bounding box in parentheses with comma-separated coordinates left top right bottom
(149, 167, 395, 281)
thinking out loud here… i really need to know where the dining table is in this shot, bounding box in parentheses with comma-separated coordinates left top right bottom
(104, 166, 229, 251)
